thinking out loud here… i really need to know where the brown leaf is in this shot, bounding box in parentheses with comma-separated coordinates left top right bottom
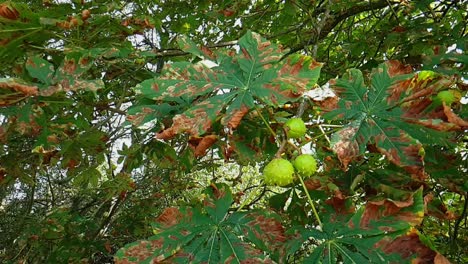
(223, 104, 250, 130)
(81, 9, 91, 20)
(374, 133, 426, 180)
(377, 228, 450, 264)
(0, 80, 39, 96)
(248, 213, 287, 246)
(406, 118, 458, 132)
(262, 83, 302, 105)
(66, 159, 79, 169)
(325, 196, 355, 215)
(156, 111, 212, 140)
(0, 126, 6, 143)
(312, 95, 339, 113)
(386, 60, 413, 77)
(434, 253, 451, 264)
(0, 167, 5, 184)
(443, 103, 468, 129)
(361, 192, 423, 229)
(331, 126, 360, 169)
(424, 193, 457, 220)
(156, 207, 183, 228)
(104, 241, 112, 253)
(188, 135, 218, 157)
(0, 3, 19, 20)
(200, 46, 215, 59)
(210, 182, 228, 201)
(304, 177, 321, 190)
(114, 238, 164, 263)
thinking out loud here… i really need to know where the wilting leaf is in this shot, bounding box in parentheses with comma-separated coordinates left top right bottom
(155, 93, 234, 139)
(188, 135, 218, 157)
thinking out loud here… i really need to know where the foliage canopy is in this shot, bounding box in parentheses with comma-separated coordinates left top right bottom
(0, 0, 467, 263)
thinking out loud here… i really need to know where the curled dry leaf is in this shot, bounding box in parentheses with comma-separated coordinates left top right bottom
(156, 207, 183, 228)
(0, 3, 19, 20)
(188, 135, 217, 157)
(81, 9, 91, 20)
(331, 126, 360, 169)
(0, 80, 39, 96)
(223, 104, 249, 130)
(443, 103, 468, 129)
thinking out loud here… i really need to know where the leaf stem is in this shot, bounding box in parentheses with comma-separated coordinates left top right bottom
(236, 185, 260, 212)
(254, 106, 276, 137)
(297, 173, 323, 228)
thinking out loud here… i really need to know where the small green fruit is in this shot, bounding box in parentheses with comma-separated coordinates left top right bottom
(435, 90, 460, 106)
(293, 154, 317, 178)
(284, 118, 306, 139)
(263, 158, 295, 187)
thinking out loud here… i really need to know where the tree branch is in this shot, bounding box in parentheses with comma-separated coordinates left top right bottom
(151, 40, 238, 58)
(284, 0, 400, 57)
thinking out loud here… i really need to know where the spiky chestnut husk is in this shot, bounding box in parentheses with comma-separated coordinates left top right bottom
(293, 154, 317, 178)
(435, 90, 460, 106)
(284, 118, 306, 139)
(263, 158, 294, 187)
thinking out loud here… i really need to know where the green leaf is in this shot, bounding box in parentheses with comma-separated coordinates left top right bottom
(130, 31, 322, 141)
(325, 62, 449, 168)
(73, 167, 101, 188)
(287, 188, 424, 263)
(114, 184, 282, 263)
(25, 56, 55, 86)
(178, 35, 205, 59)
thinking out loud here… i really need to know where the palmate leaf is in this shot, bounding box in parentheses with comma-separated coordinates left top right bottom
(287, 188, 425, 263)
(130, 31, 322, 140)
(114, 183, 284, 263)
(325, 62, 449, 169)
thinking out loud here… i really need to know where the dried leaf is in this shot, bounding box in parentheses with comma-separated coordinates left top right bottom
(188, 135, 218, 157)
(222, 103, 250, 130)
(378, 228, 450, 264)
(156, 207, 184, 228)
(331, 125, 360, 169)
(443, 103, 468, 129)
(0, 79, 39, 96)
(424, 193, 458, 220)
(361, 188, 424, 229)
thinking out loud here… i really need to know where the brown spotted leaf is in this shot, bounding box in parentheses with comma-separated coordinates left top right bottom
(0, 78, 38, 106)
(287, 188, 424, 263)
(325, 62, 451, 170)
(130, 31, 322, 144)
(25, 56, 55, 86)
(115, 183, 280, 263)
(330, 125, 360, 169)
(378, 228, 451, 264)
(361, 188, 425, 228)
(156, 93, 233, 140)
